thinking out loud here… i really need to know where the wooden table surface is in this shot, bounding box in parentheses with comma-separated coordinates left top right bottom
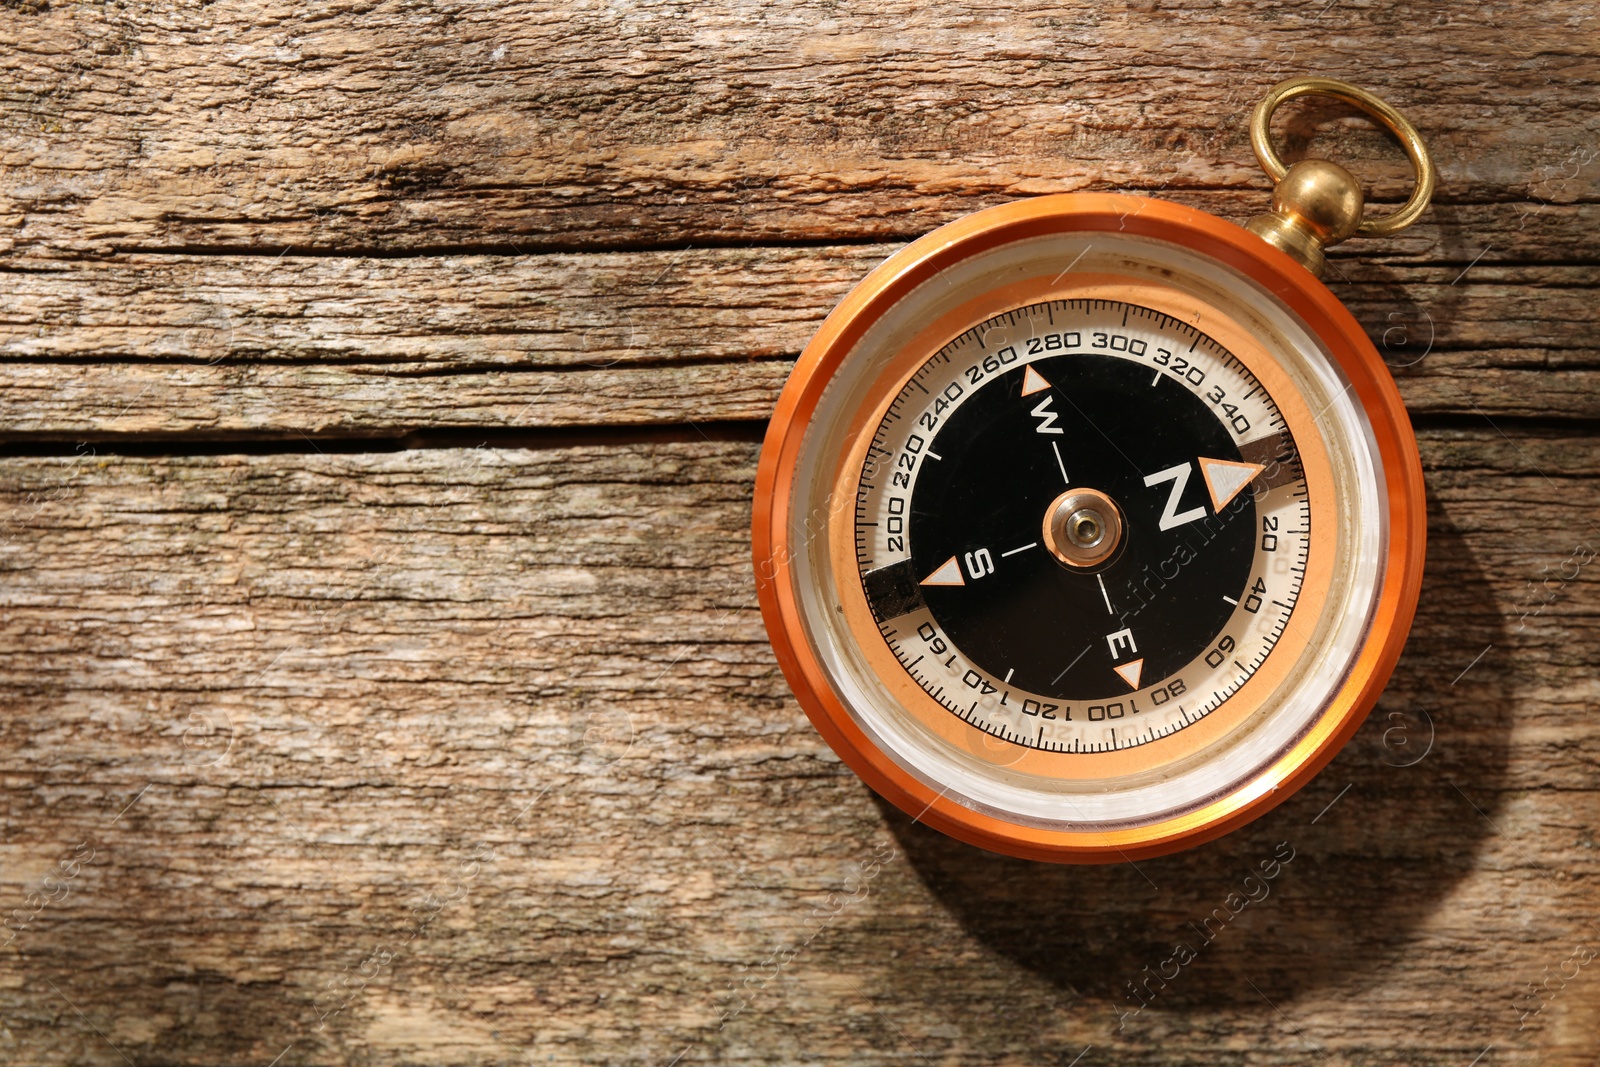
(2, 2, 1598, 1064)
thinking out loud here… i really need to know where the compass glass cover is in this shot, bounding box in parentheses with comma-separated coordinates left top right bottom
(785, 230, 1387, 833)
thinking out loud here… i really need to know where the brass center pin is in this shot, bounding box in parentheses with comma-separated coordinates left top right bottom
(1043, 488, 1124, 569)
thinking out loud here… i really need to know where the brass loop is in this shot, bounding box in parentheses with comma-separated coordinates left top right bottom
(1250, 76, 1435, 239)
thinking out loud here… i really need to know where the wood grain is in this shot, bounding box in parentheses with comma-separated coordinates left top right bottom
(1, 0, 1598, 1064)
(0, 251, 1596, 436)
(0, 2, 1597, 256)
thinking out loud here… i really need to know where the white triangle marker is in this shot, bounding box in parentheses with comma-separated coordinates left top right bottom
(919, 556, 965, 587)
(1113, 658, 1144, 690)
(1198, 457, 1266, 512)
(1020, 365, 1051, 396)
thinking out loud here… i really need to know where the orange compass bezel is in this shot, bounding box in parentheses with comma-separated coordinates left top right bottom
(752, 193, 1427, 863)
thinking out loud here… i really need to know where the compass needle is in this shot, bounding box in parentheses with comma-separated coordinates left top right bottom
(920, 557, 965, 587)
(1114, 659, 1145, 690)
(1199, 456, 1267, 511)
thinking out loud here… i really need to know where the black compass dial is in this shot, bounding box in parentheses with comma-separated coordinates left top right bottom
(908, 351, 1257, 701)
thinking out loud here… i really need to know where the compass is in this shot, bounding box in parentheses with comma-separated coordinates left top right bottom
(753, 78, 1434, 861)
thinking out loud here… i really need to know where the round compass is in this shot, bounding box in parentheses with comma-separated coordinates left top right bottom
(754, 79, 1433, 861)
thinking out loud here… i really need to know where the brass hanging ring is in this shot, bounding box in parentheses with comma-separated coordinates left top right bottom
(1250, 76, 1436, 239)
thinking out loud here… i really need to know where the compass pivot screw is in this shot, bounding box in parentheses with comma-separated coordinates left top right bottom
(1068, 510, 1105, 549)
(1044, 488, 1125, 569)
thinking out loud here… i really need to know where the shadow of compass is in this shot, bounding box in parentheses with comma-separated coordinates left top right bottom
(870, 495, 1511, 1014)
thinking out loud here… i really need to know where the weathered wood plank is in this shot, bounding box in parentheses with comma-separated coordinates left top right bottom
(0, 248, 849, 369)
(1, 1, 1596, 256)
(0, 360, 795, 438)
(3, 252, 1595, 367)
(0, 251, 1595, 435)
(0, 430, 1596, 1065)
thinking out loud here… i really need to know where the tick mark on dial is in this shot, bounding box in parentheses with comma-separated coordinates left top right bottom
(1097, 573, 1115, 614)
(1051, 441, 1069, 484)
(1000, 542, 1038, 558)
(1223, 595, 1239, 605)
